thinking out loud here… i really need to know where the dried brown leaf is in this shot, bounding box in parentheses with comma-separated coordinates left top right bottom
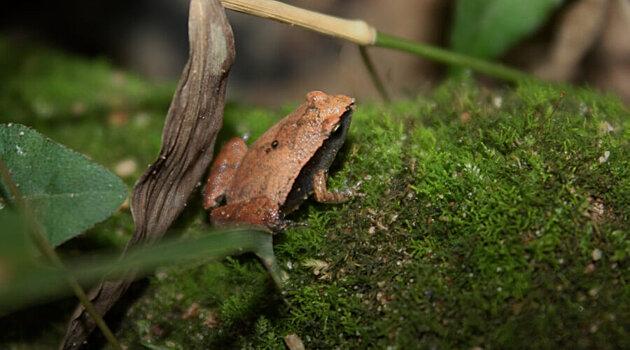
(60, 0, 235, 348)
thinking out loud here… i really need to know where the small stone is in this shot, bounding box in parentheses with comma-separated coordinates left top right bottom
(592, 248, 603, 261)
(71, 101, 86, 115)
(151, 324, 165, 336)
(108, 110, 129, 126)
(203, 312, 220, 328)
(182, 302, 200, 319)
(599, 121, 614, 133)
(584, 263, 596, 273)
(284, 333, 305, 350)
(115, 158, 138, 178)
(155, 270, 169, 280)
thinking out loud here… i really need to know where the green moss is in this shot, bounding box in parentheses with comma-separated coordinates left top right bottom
(2, 39, 630, 349)
(119, 79, 630, 349)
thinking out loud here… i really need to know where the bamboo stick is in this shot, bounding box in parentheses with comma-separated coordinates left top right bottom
(221, 0, 376, 45)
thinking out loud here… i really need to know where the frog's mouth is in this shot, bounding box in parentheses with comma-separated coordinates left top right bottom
(330, 103, 354, 137)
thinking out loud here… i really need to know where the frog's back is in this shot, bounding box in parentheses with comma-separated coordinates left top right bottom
(226, 103, 331, 204)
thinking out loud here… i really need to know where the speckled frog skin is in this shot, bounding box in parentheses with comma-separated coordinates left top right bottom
(203, 91, 356, 232)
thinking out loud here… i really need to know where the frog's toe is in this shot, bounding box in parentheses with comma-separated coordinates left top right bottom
(352, 191, 367, 198)
(338, 179, 364, 198)
(278, 220, 309, 231)
(294, 221, 310, 228)
(265, 219, 302, 233)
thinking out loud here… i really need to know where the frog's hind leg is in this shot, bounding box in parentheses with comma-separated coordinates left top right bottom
(203, 137, 247, 210)
(210, 197, 284, 231)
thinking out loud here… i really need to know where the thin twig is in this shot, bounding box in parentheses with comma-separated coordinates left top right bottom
(0, 157, 122, 350)
(359, 46, 390, 103)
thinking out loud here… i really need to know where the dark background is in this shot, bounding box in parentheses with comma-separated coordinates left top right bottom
(3, 0, 629, 105)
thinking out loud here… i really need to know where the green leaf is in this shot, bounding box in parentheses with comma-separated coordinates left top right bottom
(0, 123, 127, 246)
(450, 0, 560, 59)
(0, 229, 277, 315)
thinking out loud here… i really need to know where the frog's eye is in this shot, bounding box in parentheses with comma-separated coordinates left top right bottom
(332, 123, 340, 133)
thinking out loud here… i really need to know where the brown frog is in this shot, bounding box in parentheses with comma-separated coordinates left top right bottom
(203, 91, 356, 233)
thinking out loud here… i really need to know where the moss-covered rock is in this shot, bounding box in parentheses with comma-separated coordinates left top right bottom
(120, 80, 629, 349)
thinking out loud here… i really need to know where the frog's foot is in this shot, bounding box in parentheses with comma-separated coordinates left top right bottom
(313, 169, 363, 203)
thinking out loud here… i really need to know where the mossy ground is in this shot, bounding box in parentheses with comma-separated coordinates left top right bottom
(1, 39, 630, 349)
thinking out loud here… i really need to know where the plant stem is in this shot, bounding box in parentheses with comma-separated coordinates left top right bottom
(359, 46, 390, 103)
(0, 157, 122, 350)
(375, 32, 535, 83)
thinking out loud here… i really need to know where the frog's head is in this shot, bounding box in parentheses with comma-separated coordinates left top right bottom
(306, 91, 355, 134)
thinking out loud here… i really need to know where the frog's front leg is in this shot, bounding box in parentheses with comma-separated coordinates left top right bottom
(203, 137, 248, 210)
(312, 169, 356, 203)
(211, 197, 288, 233)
